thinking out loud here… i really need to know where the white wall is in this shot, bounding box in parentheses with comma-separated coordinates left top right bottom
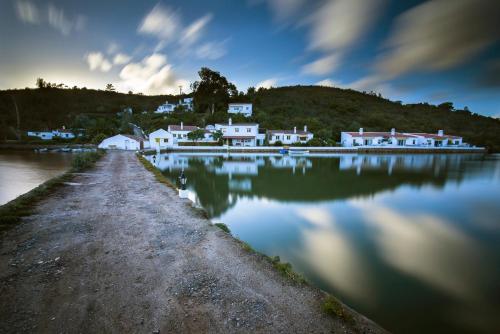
(268, 132, 313, 144)
(98, 135, 141, 150)
(228, 104, 252, 117)
(149, 129, 174, 149)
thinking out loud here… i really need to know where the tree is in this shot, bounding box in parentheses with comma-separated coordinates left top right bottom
(187, 129, 206, 142)
(191, 67, 238, 113)
(105, 83, 116, 92)
(212, 130, 223, 143)
(36, 78, 47, 89)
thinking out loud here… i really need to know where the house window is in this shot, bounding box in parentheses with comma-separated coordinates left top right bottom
(398, 140, 405, 146)
(235, 128, 239, 133)
(286, 135, 291, 140)
(247, 128, 251, 132)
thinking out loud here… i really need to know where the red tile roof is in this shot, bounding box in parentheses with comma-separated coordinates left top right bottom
(168, 125, 198, 132)
(268, 129, 311, 135)
(407, 133, 462, 139)
(344, 132, 419, 139)
(222, 136, 256, 139)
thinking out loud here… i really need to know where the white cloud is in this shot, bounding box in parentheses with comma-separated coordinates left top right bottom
(85, 52, 112, 72)
(315, 79, 343, 88)
(117, 53, 187, 95)
(196, 40, 228, 60)
(14, 1, 39, 24)
(138, 4, 181, 42)
(107, 42, 120, 55)
(377, 0, 500, 78)
(113, 53, 132, 65)
(256, 78, 278, 89)
(14, 1, 85, 35)
(302, 53, 340, 75)
(181, 13, 213, 45)
(308, 0, 386, 52)
(263, 0, 306, 21)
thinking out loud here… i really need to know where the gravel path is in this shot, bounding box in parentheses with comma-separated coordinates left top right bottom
(0, 152, 387, 333)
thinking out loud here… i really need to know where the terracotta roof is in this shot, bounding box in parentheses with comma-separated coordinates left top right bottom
(407, 133, 462, 139)
(344, 132, 420, 139)
(222, 136, 256, 139)
(228, 103, 252, 105)
(216, 123, 258, 126)
(122, 134, 144, 142)
(168, 125, 199, 131)
(268, 130, 311, 135)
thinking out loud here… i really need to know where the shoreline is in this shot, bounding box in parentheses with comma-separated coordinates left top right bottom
(0, 151, 388, 333)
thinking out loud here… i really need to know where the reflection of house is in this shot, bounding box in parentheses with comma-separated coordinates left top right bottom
(341, 128, 465, 147)
(215, 160, 259, 176)
(149, 129, 174, 149)
(215, 118, 264, 146)
(267, 126, 313, 145)
(155, 97, 194, 113)
(228, 103, 252, 117)
(228, 179, 252, 191)
(98, 134, 146, 150)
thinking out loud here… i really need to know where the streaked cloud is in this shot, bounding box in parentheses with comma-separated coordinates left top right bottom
(14, 1, 39, 24)
(315, 78, 343, 88)
(302, 54, 340, 75)
(117, 53, 187, 95)
(181, 13, 213, 45)
(138, 4, 181, 41)
(257, 0, 307, 21)
(377, 0, 500, 78)
(256, 78, 278, 89)
(196, 40, 228, 60)
(85, 52, 112, 72)
(14, 1, 85, 35)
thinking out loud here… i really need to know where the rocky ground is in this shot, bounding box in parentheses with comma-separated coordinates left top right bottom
(0, 151, 387, 333)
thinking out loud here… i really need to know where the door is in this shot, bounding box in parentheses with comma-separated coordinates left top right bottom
(125, 139, 129, 150)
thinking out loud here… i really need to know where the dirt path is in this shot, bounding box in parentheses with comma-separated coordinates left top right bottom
(0, 152, 386, 333)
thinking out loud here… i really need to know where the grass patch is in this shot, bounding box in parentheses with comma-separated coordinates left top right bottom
(214, 222, 230, 233)
(0, 151, 105, 231)
(268, 255, 307, 284)
(136, 154, 175, 188)
(322, 295, 354, 323)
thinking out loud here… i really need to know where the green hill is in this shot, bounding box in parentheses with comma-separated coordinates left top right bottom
(1, 85, 499, 151)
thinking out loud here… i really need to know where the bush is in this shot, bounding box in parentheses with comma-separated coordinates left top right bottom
(274, 140, 283, 146)
(91, 133, 107, 145)
(214, 223, 231, 233)
(71, 151, 104, 171)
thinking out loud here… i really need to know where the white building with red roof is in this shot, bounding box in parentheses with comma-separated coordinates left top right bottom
(341, 128, 464, 147)
(214, 118, 264, 146)
(267, 126, 313, 145)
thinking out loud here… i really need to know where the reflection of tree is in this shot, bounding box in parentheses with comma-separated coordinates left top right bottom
(162, 154, 487, 217)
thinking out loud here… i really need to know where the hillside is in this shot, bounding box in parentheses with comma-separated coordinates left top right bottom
(1, 86, 499, 151)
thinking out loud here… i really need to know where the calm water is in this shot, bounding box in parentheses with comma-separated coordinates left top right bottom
(149, 152, 500, 334)
(0, 150, 72, 205)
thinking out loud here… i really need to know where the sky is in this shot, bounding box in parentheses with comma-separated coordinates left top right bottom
(0, 0, 499, 117)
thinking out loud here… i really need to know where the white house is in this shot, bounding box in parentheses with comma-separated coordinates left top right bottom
(155, 97, 194, 113)
(148, 129, 174, 150)
(167, 123, 200, 143)
(52, 128, 76, 139)
(406, 130, 463, 147)
(215, 118, 262, 146)
(341, 128, 465, 147)
(98, 134, 146, 150)
(228, 103, 252, 117)
(27, 131, 54, 140)
(267, 126, 313, 145)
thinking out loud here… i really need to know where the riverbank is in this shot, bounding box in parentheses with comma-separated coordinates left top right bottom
(0, 151, 387, 333)
(143, 145, 486, 155)
(0, 142, 96, 151)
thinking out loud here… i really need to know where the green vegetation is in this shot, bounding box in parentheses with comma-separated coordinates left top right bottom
(136, 154, 175, 189)
(214, 222, 231, 233)
(322, 295, 354, 323)
(2, 69, 500, 151)
(187, 128, 206, 142)
(268, 255, 307, 284)
(0, 151, 105, 231)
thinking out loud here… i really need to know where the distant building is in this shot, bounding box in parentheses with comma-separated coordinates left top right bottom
(267, 126, 313, 145)
(27, 126, 78, 140)
(340, 128, 465, 147)
(98, 134, 146, 150)
(228, 103, 252, 117)
(27, 131, 54, 140)
(155, 97, 194, 113)
(167, 123, 200, 143)
(214, 118, 263, 146)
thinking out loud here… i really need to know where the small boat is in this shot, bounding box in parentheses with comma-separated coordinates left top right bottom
(288, 149, 309, 155)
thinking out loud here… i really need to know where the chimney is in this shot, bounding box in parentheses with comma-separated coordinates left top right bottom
(294, 126, 297, 134)
(181, 122, 184, 130)
(438, 129, 444, 136)
(391, 128, 395, 136)
(304, 125, 307, 132)
(228, 118, 232, 126)
(62, 125, 66, 130)
(168, 125, 170, 132)
(359, 128, 364, 135)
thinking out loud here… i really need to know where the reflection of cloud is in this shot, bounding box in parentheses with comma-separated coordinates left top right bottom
(297, 207, 375, 303)
(351, 200, 484, 302)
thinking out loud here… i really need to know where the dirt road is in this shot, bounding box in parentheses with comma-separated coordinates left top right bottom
(0, 152, 386, 333)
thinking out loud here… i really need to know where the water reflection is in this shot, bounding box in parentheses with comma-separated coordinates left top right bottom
(149, 153, 500, 334)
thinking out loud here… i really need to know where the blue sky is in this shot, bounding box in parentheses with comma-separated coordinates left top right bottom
(0, 0, 499, 117)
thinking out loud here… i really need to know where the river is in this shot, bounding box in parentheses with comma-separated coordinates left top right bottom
(0, 150, 73, 206)
(148, 152, 500, 334)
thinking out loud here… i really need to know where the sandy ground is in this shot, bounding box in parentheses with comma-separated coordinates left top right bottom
(0, 152, 387, 333)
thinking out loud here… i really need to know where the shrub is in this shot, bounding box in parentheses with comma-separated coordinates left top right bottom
(91, 133, 107, 145)
(214, 223, 231, 233)
(274, 140, 283, 146)
(71, 151, 104, 171)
